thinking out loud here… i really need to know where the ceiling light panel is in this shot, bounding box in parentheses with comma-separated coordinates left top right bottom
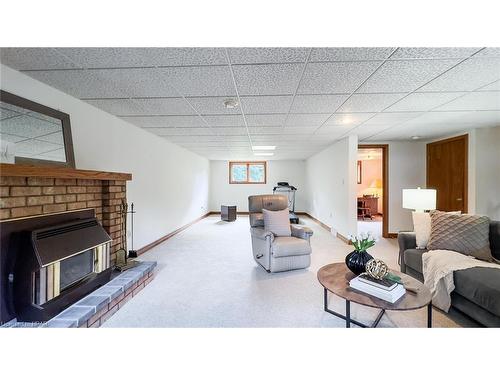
(121, 115, 206, 128)
(290, 94, 349, 113)
(434, 91, 500, 111)
(357, 59, 460, 93)
(240, 95, 293, 114)
(232, 63, 304, 95)
(228, 48, 309, 64)
(310, 48, 395, 62)
(390, 48, 481, 60)
(418, 58, 500, 92)
(385, 92, 466, 112)
(338, 93, 406, 113)
(298, 61, 380, 94)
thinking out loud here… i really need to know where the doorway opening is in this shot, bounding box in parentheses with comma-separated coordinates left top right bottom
(357, 144, 389, 238)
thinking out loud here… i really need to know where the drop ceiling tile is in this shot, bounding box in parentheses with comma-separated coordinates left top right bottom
(358, 59, 460, 93)
(363, 112, 423, 126)
(316, 125, 353, 134)
(147, 127, 215, 136)
(240, 96, 292, 114)
(25, 70, 131, 98)
(282, 126, 316, 134)
(232, 64, 304, 95)
(159, 66, 236, 97)
(0, 115, 61, 138)
(351, 125, 394, 139)
(298, 61, 381, 94)
(478, 80, 500, 91)
(0, 102, 29, 115)
(453, 111, 500, 126)
(132, 98, 195, 115)
(402, 111, 470, 126)
(385, 92, 466, 112)
(203, 115, 244, 127)
(55, 48, 228, 68)
(418, 58, 500, 92)
(35, 147, 66, 162)
(215, 127, 248, 136)
(248, 126, 283, 135)
(122, 115, 205, 128)
(338, 93, 406, 112)
(246, 114, 287, 127)
(472, 48, 500, 58)
(310, 48, 395, 62)
(325, 113, 375, 126)
(434, 91, 500, 111)
(391, 48, 481, 59)
(187, 97, 240, 115)
(84, 98, 153, 116)
(286, 113, 330, 127)
(228, 48, 309, 64)
(0, 48, 78, 70)
(290, 94, 349, 113)
(214, 135, 249, 142)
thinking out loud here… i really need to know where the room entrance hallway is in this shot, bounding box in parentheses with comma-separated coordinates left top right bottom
(103, 215, 473, 328)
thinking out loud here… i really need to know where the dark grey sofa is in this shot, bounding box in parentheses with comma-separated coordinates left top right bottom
(398, 220, 500, 327)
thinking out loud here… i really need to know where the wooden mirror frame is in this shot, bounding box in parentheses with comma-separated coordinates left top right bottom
(0, 90, 75, 168)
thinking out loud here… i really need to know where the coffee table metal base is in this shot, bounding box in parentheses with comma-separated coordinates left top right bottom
(323, 288, 432, 328)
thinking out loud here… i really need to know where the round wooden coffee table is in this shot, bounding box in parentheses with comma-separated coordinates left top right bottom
(317, 263, 432, 328)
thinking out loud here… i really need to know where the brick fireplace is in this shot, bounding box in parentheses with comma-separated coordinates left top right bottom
(0, 163, 156, 327)
(0, 164, 131, 266)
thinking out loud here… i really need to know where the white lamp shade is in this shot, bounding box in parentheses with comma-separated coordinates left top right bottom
(402, 188, 436, 211)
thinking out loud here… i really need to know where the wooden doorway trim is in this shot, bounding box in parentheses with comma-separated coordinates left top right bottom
(358, 144, 389, 238)
(426, 134, 468, 213)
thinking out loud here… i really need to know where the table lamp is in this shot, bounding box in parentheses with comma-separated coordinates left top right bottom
(402, 187, 436, 212)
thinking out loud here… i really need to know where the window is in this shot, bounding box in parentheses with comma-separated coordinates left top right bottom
(229, 161, 267, 184)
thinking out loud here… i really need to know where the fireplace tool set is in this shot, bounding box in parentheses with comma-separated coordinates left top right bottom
(114, 201, 138, 272)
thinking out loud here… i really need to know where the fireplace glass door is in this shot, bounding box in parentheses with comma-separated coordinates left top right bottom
(59, 250, 94, 291)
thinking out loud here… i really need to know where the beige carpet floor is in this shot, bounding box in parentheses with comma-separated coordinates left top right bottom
(103, 214, 477, 327)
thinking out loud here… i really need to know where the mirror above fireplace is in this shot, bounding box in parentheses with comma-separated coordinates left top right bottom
(0, 90, 75, 168)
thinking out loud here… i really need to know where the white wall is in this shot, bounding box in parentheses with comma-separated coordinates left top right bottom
(1, 64, 210, 249)
(471, 126, 500, 220)
(209, 160, 307, 212)
(306, 135, 358, 238)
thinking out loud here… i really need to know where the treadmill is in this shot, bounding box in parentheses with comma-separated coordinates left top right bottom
(273, 182, 299, 224)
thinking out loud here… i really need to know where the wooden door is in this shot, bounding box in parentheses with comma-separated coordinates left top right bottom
(426, 134, 468, 212)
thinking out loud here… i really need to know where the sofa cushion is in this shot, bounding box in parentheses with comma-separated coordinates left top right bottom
(427, 211, 493, 262)
(403, 248, 428, 273)
(271, 237, 311, 258)
(454, 267, 500, 317)
(263, 208, 291, 237)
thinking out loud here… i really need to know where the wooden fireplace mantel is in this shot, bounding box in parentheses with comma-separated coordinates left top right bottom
(0, 163, 132, 181)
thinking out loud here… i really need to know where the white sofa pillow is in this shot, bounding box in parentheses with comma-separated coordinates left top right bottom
(412, 210, 461, 249)
(263, 208, 291, 237)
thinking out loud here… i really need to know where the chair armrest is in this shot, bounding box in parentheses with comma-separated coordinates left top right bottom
(250, 227, 274, 241)
(398, 231, 417, 272)
(291, 225, 313, 240)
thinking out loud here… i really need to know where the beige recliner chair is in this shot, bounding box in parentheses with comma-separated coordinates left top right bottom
(248, 194, 313, 273)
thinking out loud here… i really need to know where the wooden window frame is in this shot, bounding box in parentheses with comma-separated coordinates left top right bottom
(229, 161, 267, 184)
